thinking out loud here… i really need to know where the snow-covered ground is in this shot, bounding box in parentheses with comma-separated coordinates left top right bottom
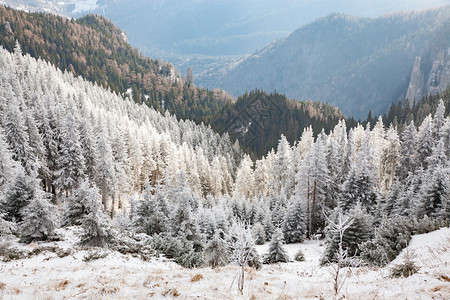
(1, 228, 449, 299)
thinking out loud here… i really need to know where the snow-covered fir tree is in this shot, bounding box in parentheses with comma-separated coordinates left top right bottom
(263, 227, 290, 264)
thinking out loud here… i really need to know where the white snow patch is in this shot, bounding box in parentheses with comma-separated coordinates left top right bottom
(72, 0, 98, 14)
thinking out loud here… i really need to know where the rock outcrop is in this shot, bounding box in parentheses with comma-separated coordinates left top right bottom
(406, 57, 424, 102)
(406, 47, 450, 101)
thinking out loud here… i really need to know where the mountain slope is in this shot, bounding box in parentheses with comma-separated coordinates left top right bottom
(215, 7, 450, 118)
(211, 90, 342, 156)
(0, 5, 232, 122)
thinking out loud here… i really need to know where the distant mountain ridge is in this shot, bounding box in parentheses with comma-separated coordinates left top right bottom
(213, 7, 450, 118)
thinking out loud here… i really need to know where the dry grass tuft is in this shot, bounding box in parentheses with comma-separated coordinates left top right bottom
(438, 274, 450, 282)
(276, 292, 292, 300)
(101, 286, 119, 295)
(431, 284, 449, 292)
(190, 274, 204, 282)
(56, 280, 69, 290)
(162, 288, 179, 297)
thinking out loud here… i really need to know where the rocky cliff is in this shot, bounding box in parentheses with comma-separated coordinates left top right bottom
(406, 46, 450, 101)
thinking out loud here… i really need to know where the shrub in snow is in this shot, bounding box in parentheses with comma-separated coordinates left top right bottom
(360, 216, 413, 266)
(204, 231, 229, 268)
(263, 227, 290, 264)
(82, 250, 108, 262)
(175, 248, 204, 268)
(0, 212, 16, 236)
(361, 215, 442, 266)
(390, 250, 420, 278)
(0, 239, 27, 262)
(252, 222, 266, 245)
(152, 233, 184, 258)
(151, 233, 202, 268)
(294, 249, 305, 262)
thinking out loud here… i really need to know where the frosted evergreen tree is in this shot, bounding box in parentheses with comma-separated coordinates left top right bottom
(0, 211, 16, 236)
(440, 118, 450, 158)
(326, 121, 348, 202)
(254, 157, 269, 197)
(379, 126, 400, 195)
(210, 157, 223, 197)
(19, 185, 56, 243)
(270, 193, 287, 228)
(24, 110, 49, 181)
(415, 115, 435, 169)
(78, 108, 97, 181)
(80, 190, 114, 247)
(4, 96, 34, 173)
(418, 164, 450, 221)
(252, 222, 266, 245)
(54, 99, 86, 198)
(263, 227, 290, 264)
(169, 172, 203, 251)
(321, 204, 373, 264)
(39, 102, 59, 192)
(397, 121, 418, 180)
(108, 118, 131, 212)
(296, 131, 331, 235)
(197, 207, 216, 241)
(204, 231, 230, 268)
(63, 179, 100, 226)
(134, 180, 168, 235)
(269, 135, 295, 196)
(340, 140, 378, 213)
(2, 168, 35, 222)
(234, 154, 254, 199)
(0, 126, 17, 192)
(361, 216, 413, 266)
(282, 196, 306, 243)
(94, 115, 117, 211)
(293, 126, 315, 176)
(433, 99, 446, 139)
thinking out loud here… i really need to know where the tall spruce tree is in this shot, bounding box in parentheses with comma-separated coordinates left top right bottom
(282, 196, 306, 243)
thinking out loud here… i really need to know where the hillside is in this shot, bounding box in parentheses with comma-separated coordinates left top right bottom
(0, 5, 232, 122)
(214, 7, 450, 119)
(211, 90, 342, 156)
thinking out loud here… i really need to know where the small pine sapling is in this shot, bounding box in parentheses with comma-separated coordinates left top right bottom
(263, 227, 290, 264)
(228, 221, 261, 295)
(294, 249, 305, 262)
(390, 249, 420, 278)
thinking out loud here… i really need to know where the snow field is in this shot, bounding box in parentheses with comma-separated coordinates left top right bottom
(1, 228, 449, 299)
